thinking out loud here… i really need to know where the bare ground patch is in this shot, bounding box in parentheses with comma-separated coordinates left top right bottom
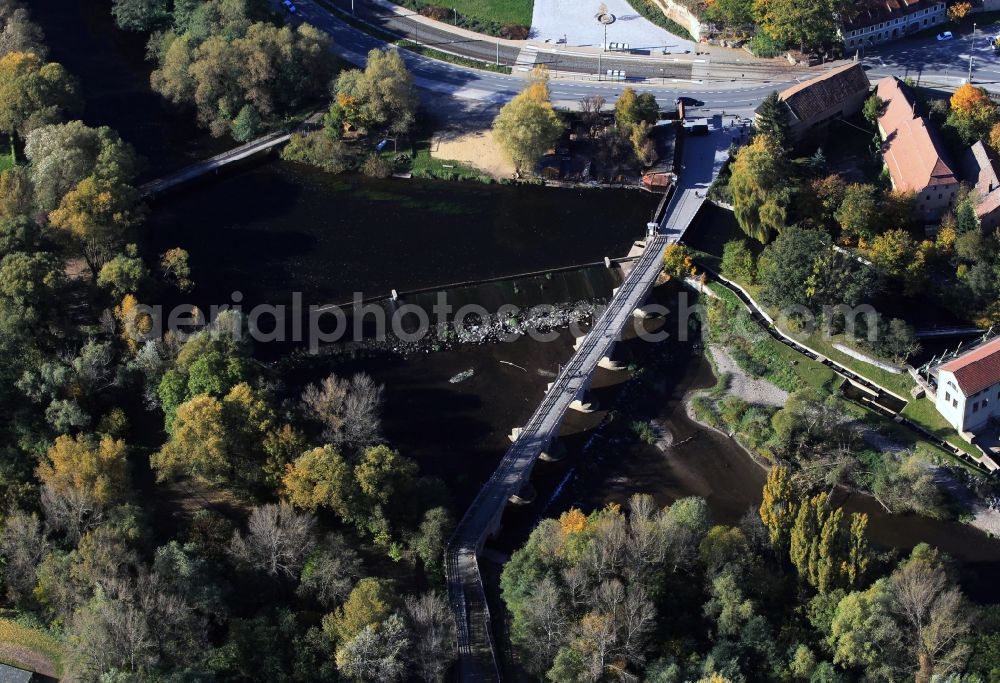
(430, 129, 515, 180)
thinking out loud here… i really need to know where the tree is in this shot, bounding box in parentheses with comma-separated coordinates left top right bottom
(752, 0, 840, 51)
(863, 94, 885, 127)
(297, 533, 362, 609)
(335, 613, 410, 682)
(0, 4, 46, 60)
(151, 394, 227, 480)
(789, 493, 843, 593)
(334, 48, 417, 135)
(230, 502, 317, 579)
(111, 0, 170, 31)
(890, 548, 971, 681)
(947, 1, 972, 22)
(282, 445, 355, 517)
(614, 88, 658, 130)
(662, 242, 696, 279)
(302, 372, 384, 449)
(409, 506, 453, 579)
(867, 228, 917, 279)
(281, 130, 352, 174)
(834, 183, 880, 243)
(159, 247, 193, 291)
(231, 103, 262, 142)
(990, 121, 1000, 151)
(0, 52, 77, 149)
(0, 509, 47, 602)
(329, 577, 395, 643)
(720, 239, 755, 284)
(48, 175, 143, 277)
(754, 92, 790, 148)
(704, 0, 754, 27)
(947, 83, 998, 144)
(37, 433, 128, 541)
(492, 71, 563, 174)
(404, 592, 456, 683)
(828, 579, 906, 679)
(759, 465, 796, 552)
(97, 251, 147, 297)
(730, 134, 790, 243)
(0, 166, 33, 218)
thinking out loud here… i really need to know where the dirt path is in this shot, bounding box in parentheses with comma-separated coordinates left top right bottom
(430, 129, 515, 180)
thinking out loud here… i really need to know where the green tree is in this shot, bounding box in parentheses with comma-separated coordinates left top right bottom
(720, 239, 756, 284)
(328, 577, 395, 643)
(752, 0, 840, 51)
(730, 134, 790, 243)
(614, 87, 658, 130)
(863, 94, 885, 127)
(492, 74, 563, 174)
(334, 48, 417, 135)
(231, 103, 262, 143)
(111, 0, 170, 31)
(97, 251, 147, 297)
(828, 579, 905, 678)
(0, 51, 78, 154)
(754, 91, 790, 148)
(834, 183, 880, 243)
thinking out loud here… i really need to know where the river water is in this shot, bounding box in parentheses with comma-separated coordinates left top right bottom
(32, 0, 1000, 604)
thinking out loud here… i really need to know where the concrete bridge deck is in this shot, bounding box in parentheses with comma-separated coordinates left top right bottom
(445, 118, 738, 681)
(139, 129, 293, 198)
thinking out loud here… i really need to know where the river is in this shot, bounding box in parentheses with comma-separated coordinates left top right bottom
(32, 0, 1000, 605)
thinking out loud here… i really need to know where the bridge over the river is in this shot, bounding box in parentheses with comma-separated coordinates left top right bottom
(444, 117, 738, 682)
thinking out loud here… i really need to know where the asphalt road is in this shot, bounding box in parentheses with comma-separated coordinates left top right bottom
(282, 0, 1000, 119)
(281, 0, 798, 116)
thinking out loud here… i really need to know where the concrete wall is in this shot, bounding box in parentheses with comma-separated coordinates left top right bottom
(649, 0, 704, 40)
(914, 182, 958, 218)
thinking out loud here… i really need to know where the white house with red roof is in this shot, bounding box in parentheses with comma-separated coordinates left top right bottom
(934, 336, 1000, 434)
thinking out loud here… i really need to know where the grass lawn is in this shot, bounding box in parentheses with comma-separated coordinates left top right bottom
(404, 143, 493, 182)
(0, 152, 13, 173)
(0, 616, 63, 677)
(393, 0, 533, 31)
(794, 331, 915, 399)
(901, 397, 982, 458)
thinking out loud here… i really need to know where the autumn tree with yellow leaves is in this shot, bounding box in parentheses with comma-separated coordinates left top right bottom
(492, 67, 563, 174)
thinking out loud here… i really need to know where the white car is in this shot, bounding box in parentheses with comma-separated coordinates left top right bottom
(937, 31, 954, 41)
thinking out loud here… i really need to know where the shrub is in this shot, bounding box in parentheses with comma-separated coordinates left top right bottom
(361, 153, 394, 178)
(500, 24, 530, 40)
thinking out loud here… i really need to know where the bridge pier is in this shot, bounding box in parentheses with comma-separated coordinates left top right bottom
(539, 440, 567, 462)
(598, 356, 626, 371)
(508, 482, 537, 505)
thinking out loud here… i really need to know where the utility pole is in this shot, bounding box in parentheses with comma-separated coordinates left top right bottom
(496, 41, 500, 66)
(969, 53, 975, 82)
(454, 8, 458, 25)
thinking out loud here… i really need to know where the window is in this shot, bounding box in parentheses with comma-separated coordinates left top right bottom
(945, 391, 951, 402)
(973, 401, 979, 412)
(953, 398, 958, 408)
(938, 193, 943, 200)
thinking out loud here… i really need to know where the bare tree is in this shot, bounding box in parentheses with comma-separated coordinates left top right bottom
(890, 554, 971, 682)
(301, 372, 384, 449)
(297, 533, 362, 608)
(336, 613, 410, 682)
(230, 503, 317, 579)
(404, 592, 456, 683)
(40, 483, 105, 544)
(0, 510, 47, 602)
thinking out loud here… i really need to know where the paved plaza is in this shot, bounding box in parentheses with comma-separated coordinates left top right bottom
(529, 0, 697, 53)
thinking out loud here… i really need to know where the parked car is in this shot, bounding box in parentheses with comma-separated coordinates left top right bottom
(936, 31, 953, 41)
(675, 96, 705, 107)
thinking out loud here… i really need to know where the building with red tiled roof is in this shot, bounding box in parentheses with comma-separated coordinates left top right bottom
(769, 63, 871, 142)
(876, 76, 959, 218)
(841, 0, 946, 52)
(961, 140, 1000, 231)
(935, 336, 1000, 433)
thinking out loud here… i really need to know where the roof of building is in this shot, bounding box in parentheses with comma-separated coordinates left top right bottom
(939, 335, 1000, 396)
(776, 63, 870, 124)
(876, 76, 958, 192)
(0, 664, 33, 683)
(844, 0, 941, 31)
(961, 141, 1000, 194)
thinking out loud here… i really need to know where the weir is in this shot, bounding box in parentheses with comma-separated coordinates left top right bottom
(444, 116, 738, 681)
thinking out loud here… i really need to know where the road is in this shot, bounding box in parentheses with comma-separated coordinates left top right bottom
(281, 0, 804, 115)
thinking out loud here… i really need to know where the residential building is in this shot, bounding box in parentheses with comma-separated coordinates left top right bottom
(934, 335, 1000, 434)
(841, 0, 946, 51)
(876, 76, 959, 218)
(767, 63, 870, 142)
(960, 140, 1000, 230)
